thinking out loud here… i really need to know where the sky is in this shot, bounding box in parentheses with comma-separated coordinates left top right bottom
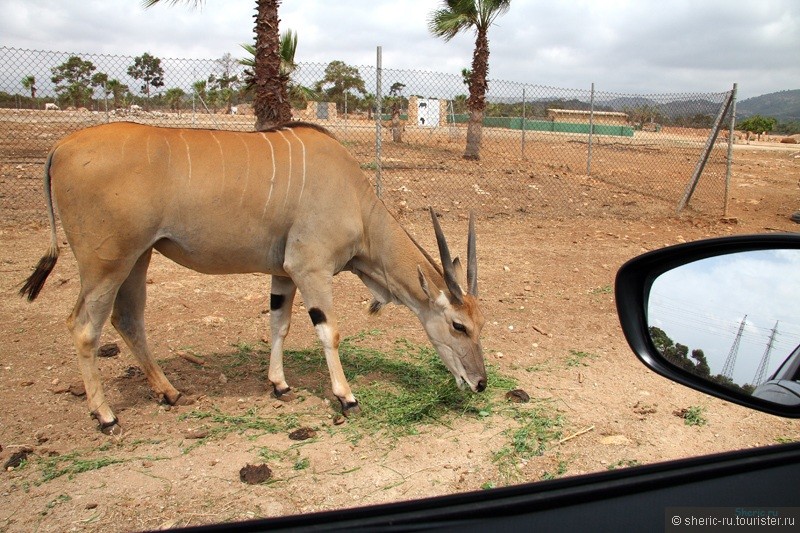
(649, 249, 800, 386)
(0, 0, 798, 100)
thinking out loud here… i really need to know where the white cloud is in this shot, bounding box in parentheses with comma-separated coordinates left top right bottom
(1, 0, 798, 99)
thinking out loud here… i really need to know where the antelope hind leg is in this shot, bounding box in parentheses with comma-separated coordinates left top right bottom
(111, 249, 183, 406)
(67, 282, 122, 434)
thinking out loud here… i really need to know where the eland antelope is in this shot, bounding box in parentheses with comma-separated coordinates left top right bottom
(20, 121, 486, 434)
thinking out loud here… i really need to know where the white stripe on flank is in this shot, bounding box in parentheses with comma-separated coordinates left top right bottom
(210, 131, 225, 189)
(145, 134, 152, 165)
(178, 131, 192, 181)
(239, 134, 252, 206)
(276, 130, 293, 208)
(259, 132, 277, 219)
(287, 128, 307, 201)
(162, 134, 172, 172)
(119, 133, 134, 171)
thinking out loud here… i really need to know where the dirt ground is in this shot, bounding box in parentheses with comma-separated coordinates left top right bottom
(0, 119, 799, 531)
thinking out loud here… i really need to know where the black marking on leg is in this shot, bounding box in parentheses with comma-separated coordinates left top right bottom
(270, 293, 285, 311)
(308, 307, 327, 326)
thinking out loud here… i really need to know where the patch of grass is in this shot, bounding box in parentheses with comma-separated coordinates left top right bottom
(331, 333, 515, 434)
(254, 446, 311, 477)
(524, 364, 548, 373)
(776, 436, 797, 444)
(607, 459, 641, 470)
(680, 405, 708, 427)
(180, 406, 299, 443)
(230, 331, 565, 484)
(258, 447, 286, 462)
(38, 452, 128, 483)
(589, 285, 613, 295)
(541, 460, 569, 480)
(40, 494, 72, 516)
(279, 331, 516, 434)
(217, 341, 269, 377)
(492, 405, 564, 483)
(566, 350, 596, 367)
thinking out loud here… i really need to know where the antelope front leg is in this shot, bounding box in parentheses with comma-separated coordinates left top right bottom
(308, 306, 360, 416)
(267, 276, 297, 400)
(289, 270, 360, 416)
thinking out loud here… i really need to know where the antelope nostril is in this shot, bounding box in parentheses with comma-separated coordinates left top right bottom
(476, 379, 487, 392)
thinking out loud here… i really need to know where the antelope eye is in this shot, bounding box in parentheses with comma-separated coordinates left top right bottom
(453, 321, 468, 334)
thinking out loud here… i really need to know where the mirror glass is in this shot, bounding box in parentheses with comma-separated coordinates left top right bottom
(647, 249, 800, 406)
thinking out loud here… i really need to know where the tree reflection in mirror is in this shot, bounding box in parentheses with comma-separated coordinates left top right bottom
(647, 249, 800, 406)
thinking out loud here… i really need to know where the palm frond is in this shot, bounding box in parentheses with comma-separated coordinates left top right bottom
(429, 0, 512, 39)
(428, 9, 472, 41)
(142, 0, 204, 8)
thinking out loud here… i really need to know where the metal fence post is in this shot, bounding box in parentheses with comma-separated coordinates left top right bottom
(103, 82, 109, 123)
(724, 83, 738, 217)
(677, 88, 735, 212)
(374, 46, 383, 198)
(521, 86, 526, 158)
(587, 82, 595, 176)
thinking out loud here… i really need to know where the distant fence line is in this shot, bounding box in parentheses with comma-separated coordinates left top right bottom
(1, 46, 734, 222)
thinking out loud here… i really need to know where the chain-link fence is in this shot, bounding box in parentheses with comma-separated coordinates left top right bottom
(1, 47, 734, 224)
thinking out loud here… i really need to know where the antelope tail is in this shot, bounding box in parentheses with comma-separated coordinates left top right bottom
(20, 152, 59, 301)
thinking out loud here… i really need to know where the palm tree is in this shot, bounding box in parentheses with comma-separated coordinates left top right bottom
(165, 87, 187, 115)
(143, 0, 291, 129)
(106, 79, 128, 109)
(429, 0, 511, 160)
(21, 75, 36, 108)
(240, 28, 297, 88)
(241, 29, 315, 110)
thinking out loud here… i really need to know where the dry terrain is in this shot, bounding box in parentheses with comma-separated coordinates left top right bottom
(0, 114, 799, 531)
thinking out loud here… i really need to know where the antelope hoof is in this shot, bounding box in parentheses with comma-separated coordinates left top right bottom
(339, 398, 361, 417)
(273, 386, 297, 402)
(160, 391, 187, 406)
(173, 394, 195, 406)
(97, 417, 121, 436)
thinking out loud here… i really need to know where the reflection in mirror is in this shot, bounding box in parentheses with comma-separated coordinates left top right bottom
(647, 249, 800, 406)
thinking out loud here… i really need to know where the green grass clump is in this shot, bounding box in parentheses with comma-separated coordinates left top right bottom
(180, 407, 300, 443)
(491, 406, 564, 482)
(680, 405, 708, 427)
(566, 350, 596, 367)
(38, 451, 128, 483)
(329, 333, 515, 432)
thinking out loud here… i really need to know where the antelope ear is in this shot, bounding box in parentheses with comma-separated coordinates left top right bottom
(452, 257, 465, 289)
(419, 266, 451, 310)
(418, 265, 433, 301)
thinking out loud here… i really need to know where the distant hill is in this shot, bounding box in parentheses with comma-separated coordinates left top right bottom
(737, 89, 800, 122)
(486, 89, 800, 125)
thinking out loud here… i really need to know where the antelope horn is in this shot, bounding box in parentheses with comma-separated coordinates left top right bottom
(429, 207, 464, 303)
(467, 211, 478, 296)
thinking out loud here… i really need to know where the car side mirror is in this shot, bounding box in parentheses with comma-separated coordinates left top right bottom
(615, 233, 800, 418)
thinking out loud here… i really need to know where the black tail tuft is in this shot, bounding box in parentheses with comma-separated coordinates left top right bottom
(368, 299, 385, 315)
(19, 252, 58, 302)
